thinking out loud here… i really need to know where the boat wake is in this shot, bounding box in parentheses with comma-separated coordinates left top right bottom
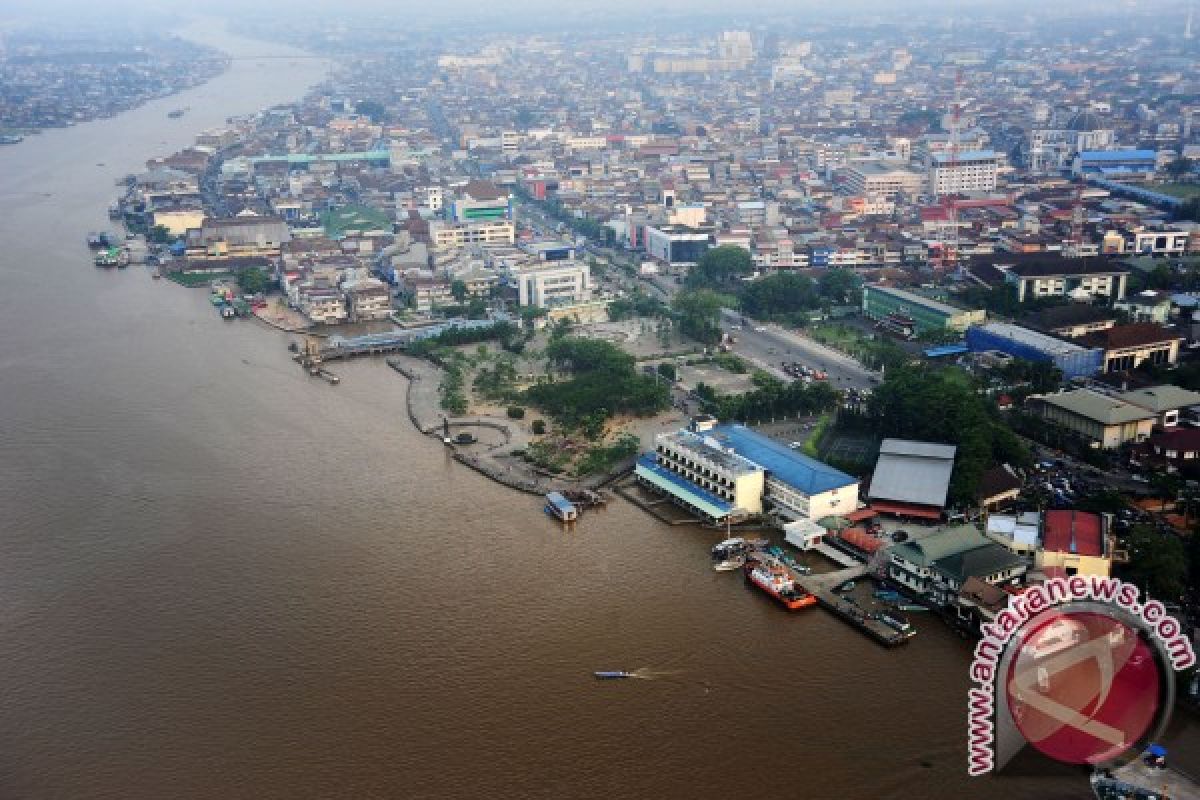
(626, 667, 682, 681)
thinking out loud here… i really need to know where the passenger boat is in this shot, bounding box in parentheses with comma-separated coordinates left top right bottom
(743, 557, 816, 611)
(594, 671, 632, 680)
(712, 537, 748, 572)
(544, 491, 578, 522)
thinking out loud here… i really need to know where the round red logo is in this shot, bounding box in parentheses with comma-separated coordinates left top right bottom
(1005, 610, 1162, 766)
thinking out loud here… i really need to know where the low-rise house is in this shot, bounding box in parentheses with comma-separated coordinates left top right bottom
(953, 576, 1012, 630)
(1141, 427, 1200, 473)
(977, 464, 1023, 511)
(985, 511, 1042, 555)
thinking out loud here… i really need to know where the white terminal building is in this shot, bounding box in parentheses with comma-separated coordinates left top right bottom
(635, 422, 860, 526)
(928, 150, 999, 196)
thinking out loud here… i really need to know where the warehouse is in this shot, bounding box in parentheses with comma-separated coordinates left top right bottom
(965, 322, 1103, 380)
(862, 284, 986, 335)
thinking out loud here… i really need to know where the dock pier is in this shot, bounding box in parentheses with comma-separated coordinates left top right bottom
(789, 562, 914, 647)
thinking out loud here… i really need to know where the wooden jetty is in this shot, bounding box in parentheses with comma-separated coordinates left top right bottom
(788, 563, 915, 647)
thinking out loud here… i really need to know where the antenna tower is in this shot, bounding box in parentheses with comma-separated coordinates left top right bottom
(946, 69, 963, 274)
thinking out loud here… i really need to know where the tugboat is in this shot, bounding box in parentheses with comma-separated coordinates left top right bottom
(743, 556, 817, 610)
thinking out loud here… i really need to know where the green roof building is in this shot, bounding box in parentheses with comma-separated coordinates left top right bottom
(862, 284, 986, 335)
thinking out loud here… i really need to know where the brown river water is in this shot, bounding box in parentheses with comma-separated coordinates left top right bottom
(0, 20, 1194, 800)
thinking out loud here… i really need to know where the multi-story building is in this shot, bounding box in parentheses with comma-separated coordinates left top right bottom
(643, 225, 712, 266)
(512, 261, 591, 309)
(888, 527, 1026, 607)
(928, 150, 999, 196)
(993, 259, 1130, 303)
(1131, 228, 1190, 256)
(449, 181, 512, 223)
(843, 162, 924, 200)
(861, 285, 986, 335)
(429, 220, 516, 249)
(635, 423, 858, 523)
(342, 277, 392, 322)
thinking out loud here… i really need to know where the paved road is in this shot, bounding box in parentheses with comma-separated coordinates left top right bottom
(719, 309, 880, 390)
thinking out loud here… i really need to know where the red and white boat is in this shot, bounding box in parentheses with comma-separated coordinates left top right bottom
(743, 557, 817, 611)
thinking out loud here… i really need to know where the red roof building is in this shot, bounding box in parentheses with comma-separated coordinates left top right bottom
(1038, 510, 1110, 577)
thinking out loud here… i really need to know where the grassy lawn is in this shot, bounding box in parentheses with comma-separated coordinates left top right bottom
(321, 205, 393, 238)
(1151, 183, 1200, 200)
(168, 271, 232, 287)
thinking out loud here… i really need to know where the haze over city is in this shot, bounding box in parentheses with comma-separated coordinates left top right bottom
(0, 1, 1198, 797)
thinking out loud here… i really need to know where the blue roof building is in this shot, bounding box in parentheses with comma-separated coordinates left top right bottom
(636, 423, 860, 523)
(1074, 150, 1157, 180)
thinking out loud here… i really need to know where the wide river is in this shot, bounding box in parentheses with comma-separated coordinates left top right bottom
(0, 21, 1194, 800)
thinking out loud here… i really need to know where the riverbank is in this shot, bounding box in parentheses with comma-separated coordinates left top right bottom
(386, 353, 636, 497)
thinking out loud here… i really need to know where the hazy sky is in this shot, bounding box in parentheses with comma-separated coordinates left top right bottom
(1, 0, 1193, 29)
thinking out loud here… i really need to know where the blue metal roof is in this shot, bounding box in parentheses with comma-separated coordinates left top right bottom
(545, 492, 576, 514)
(924, 344, 968, 358)
(1078, 150, 1156, 161)
(635, 455, 732, 516)
(708, 424, 856, 495)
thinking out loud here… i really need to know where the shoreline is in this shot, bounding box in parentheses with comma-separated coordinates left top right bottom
(385, 354, 633, 499)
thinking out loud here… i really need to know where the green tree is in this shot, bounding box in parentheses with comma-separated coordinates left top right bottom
(148, 224, 172, 244)
(466, 296, 488, 319)
(451, 279, 468, 303)
(354, 100, 387, 124)
(738, 272, 819, 317)
(686, 245, 753, 290)
(531, 419, 546, 435)
(657, 362, 677, 381)
(672, 288, 731, 344)
(1165, 157, 1194, 178)
(1122, 526, 1187, 602)
(867, 366, 1030, 505)
(817, 269, 862, 305)
(237, 267, 270, 294)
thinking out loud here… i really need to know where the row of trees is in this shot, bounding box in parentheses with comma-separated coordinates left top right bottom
(695, 372, 840, 424)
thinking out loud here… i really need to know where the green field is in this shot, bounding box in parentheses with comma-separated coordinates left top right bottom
(1152, 183, 1200, 200)
(321, 205, 394, 238)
